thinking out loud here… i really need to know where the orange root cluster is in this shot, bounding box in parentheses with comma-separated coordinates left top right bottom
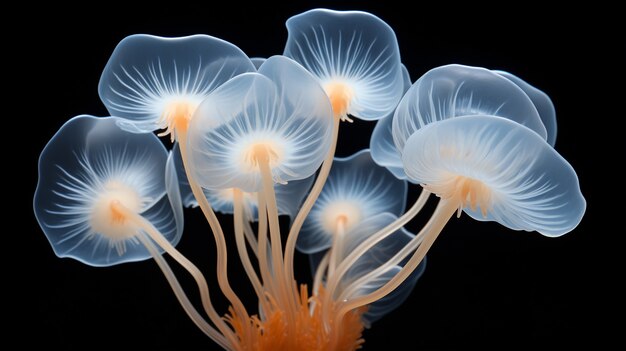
(225, 286, 366, 351)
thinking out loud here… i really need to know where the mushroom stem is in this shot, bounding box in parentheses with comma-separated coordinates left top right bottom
(310, 252, 330, 314)
(255, 144, 297, 325)
(256, 192, 276, 299)
(112, 202, 237, 348)
(328, 216, 347, 277)
(313, 252, 330, 297)
(284, 114, 341, 305)
(233, 188, 269, 313)
(177, 132, 251, 342)
(136, 232, 232, 349)
(323, 190, 431, 312)
(242, 212, 259, 258)
(328, 197, 457, 349)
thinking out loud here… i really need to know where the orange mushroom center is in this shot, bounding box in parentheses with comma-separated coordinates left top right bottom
(90, 180, 142, 240)
(240, 141, 285, 173)
(324, 82, 354, 121)
(425, 174, 492, 217)
(159, 100, 199, 140)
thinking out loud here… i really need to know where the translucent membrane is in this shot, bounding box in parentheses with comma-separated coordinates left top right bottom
(370, 64, 412, 179)
(298, 150, 407, 253)
(34, 115, 182, 266)
(284, 9, 404, 120)
(495, 70, 558, 146)
(188, 55, 333, 192)
(403, 115, 585, 236)
(99, 34, 255, 133)
(392, 64, 548, 154)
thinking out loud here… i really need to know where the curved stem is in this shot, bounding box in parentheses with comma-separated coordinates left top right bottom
(327, 198, 455, 350)
(325, 190, 430, 305)
(338, 219, 428, 303)
(177, 134, 250, 339)
(256, 192, 275, 299)
(284, 115, 341, 301)
(313, 252, 330, 296)
(310, 252, 330, 315)
(335, 198, 456, 326)
(136, 232, 231, 350)
(328, 217, 346, 277)
(116, 203, 237, 348)
(233, 189, 268, 313)
(255, 145, 296, 323)
(242, 213, 259, 258)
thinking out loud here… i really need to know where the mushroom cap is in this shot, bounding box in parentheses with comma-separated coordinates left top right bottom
(34, 116, 182, 266)
(495, 70, 558, 146)
(188, 55, 333, 192)
(99, 34, 255, 133)
(403, 115, 585, 236)
(284, 9, 404, 120)
(393, 64, 548, 154)
(370, 64, 413, 180)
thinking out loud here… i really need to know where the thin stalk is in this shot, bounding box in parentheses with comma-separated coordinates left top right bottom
(328, 217, 346, 277)
(136, 232, 232, 350)
(255, 145, 296, 322)
(256, 192, 275, 299)
(328, 199, 457, 349)
(242, 213, 259, 258)
(233, 188, 269, 313)
(177, 133, 250, 341)
(114, 202, 237, 347)
(325, 190, 430, 307)
(284, 115, 341, 302)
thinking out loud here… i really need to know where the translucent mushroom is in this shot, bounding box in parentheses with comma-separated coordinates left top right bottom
(495, 70, 558, 146)
(392, 64, 548, 155)
(98, 34, 255, 140)
(298, 149, 408, 254)
(188, 55, 333, 192)
(281, 8, 407, 293)
(335, 115, 585, 325)
(33, 115, 182, 266)
(403, 115, 585, 235)
(34, 115, 237, 348)
(284, 9, 404, 121)
(370, 64, 412, 179)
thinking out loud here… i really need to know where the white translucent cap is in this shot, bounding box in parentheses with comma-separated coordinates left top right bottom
(370, 64, 412, 180)
(188, 55, 333, 192)
(99, 34, 255, 133)
(402, 115, 586, 236)
(393, 64, 548, 154)
(168, 142, 314, 220)
(338, 213, 425, 326)
(495, 70, 558, 146)
(284, 8, 404, 120)
(298, 150, 408, 254)
(34, 116, 183, 267)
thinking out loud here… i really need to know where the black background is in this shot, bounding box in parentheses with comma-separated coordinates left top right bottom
(19, 2, 623, 350)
